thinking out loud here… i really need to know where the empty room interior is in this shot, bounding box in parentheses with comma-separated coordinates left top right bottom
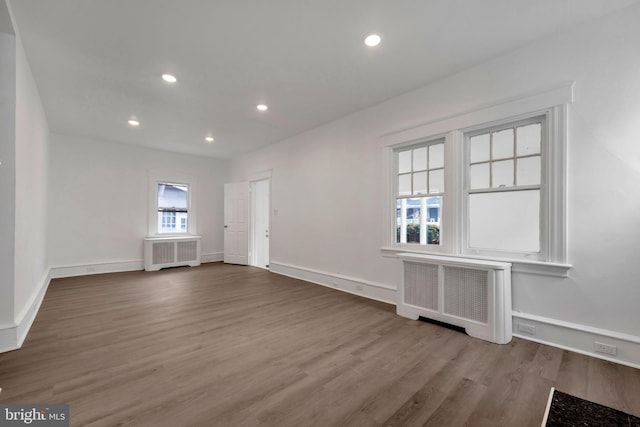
(1, 1, 640, 426)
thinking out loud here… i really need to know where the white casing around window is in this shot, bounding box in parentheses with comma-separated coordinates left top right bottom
(147, 170, 197, 237)
(381, 82, 572, 267)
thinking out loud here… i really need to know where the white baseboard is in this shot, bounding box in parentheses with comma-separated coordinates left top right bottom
(201, 252, 223, 263)
(51, 254, 222, 278)
(513, 311, 640, 369)
(0, 269, 51, 353)
(50, 260, 144, 278)
(7, 259, 638, 370)
(269, 261, 397, 305)
(270, 262, 640, 368)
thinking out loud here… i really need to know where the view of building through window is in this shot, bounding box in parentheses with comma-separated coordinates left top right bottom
(157, 182, 188, 234)
(396, 197, 441, 245)
(395, 141, 444, 246)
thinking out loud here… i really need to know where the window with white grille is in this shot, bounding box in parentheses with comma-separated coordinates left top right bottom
(148, 171, 196, 237)
(385, 84, 570, 267)
(157, 182, 189, 234)
(465, 116, 545, 257)
(395, 140, 444, 247)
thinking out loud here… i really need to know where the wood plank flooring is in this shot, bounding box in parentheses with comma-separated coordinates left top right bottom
(1, 262, 639, 426)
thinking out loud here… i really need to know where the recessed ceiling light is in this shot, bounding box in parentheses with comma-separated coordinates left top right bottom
(128, 119, 140, 127)
(162, 73, 177, 83)
(205, 136, 214, 143)
(364, 34, 381, 47)
(257, 104, 268, 112)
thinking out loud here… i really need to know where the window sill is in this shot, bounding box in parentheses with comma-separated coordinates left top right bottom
(380, 246, 571, 277)
(146, 235, 201, 241)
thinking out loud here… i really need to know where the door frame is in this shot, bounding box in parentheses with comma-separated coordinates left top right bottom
(248, 170, 272, 269)
(249, 178, 270, 269)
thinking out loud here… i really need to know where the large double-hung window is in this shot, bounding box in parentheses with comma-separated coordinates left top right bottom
(466, 116, 544, 256)
(387, 84, 571, 272)
(395, 140, 444, 246)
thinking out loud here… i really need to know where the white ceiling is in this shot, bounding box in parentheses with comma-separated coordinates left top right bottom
(8, 0, 640, 159)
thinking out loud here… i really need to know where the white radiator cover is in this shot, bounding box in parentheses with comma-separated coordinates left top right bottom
(144, 236, 201, 271)
(397, 253, 512, 344)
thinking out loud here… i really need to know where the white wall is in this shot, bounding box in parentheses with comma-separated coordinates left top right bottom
(0, 1, 50, 351)
(230, 5, 640, 360)
(0, 21, 16, 331)
(14, 34, 49, 321)
(49, 134, 228, 271)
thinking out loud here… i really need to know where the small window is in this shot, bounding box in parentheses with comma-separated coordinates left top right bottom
(395, 140, 444, 246)
(157, 182, 189, 234)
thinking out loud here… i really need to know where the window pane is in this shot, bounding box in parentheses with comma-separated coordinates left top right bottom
(157, 182, 189, 234)
(396, 197, 441, 245)
(396, 198, 420, 243)
(413, 147, 427, 171)
(470, 133, 490, 163)
(158, 211, 180, 233)
(470, 163, 490, 190)
(429, 143, 444, 169)
(469, 190, 540, 252)
(398, 174, 411, 196)
(426, 196, 441, 245)
(429, 169, 444, 193)
(517, 156, 541, 186)
(492, 159, 514, 188)
(398, 150, 411, 174)
(413, 171, 427, 195)
(517, 123, 541, 156)
(158, 183, 188, 209)
(492, 128, 514, 159)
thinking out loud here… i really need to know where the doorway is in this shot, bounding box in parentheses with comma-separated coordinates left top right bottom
(249, 178, 270, 269)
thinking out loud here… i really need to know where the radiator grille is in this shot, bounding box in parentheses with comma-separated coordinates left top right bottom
(404, 262, 438, 310)
(443, 266, 488, 323)
(152, 242, 174, 265)
(177, 240, 198, 262)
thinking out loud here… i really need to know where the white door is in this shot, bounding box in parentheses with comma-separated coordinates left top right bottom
(224, 182, 249, 265)
(250, 178, 270, 269)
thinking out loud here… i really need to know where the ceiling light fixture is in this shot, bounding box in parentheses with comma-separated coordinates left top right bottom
(257, 104, 268, 112)
(128, 119, 140, 127)
(162, 73, 177, 83)
(364, 34, 381, 47)
(205, 136, 214, 143)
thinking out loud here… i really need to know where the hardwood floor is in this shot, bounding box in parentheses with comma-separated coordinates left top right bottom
(1, 262, 639, 426)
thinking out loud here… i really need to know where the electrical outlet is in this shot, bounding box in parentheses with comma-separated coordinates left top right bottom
(517, 323, 536, 334)
(594, 342, 617, 356)
(355, 285, 363, 291)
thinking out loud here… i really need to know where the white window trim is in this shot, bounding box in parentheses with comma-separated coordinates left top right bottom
(393, 137, 449, 253)
(381, 82, 573, 276)
(462, 112, 548, 261)
(147, 170, 197, 237)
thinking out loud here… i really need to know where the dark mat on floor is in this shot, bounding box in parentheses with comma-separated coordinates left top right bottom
(543, 387, 640, 426)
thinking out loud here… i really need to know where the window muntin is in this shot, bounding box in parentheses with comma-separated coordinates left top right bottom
(385, 85, 571, 269)
(465, 116, 545, 256)
(395, 140, 444, 246)
(468, 121, 542, 191)
(157, 182, 189, 234)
